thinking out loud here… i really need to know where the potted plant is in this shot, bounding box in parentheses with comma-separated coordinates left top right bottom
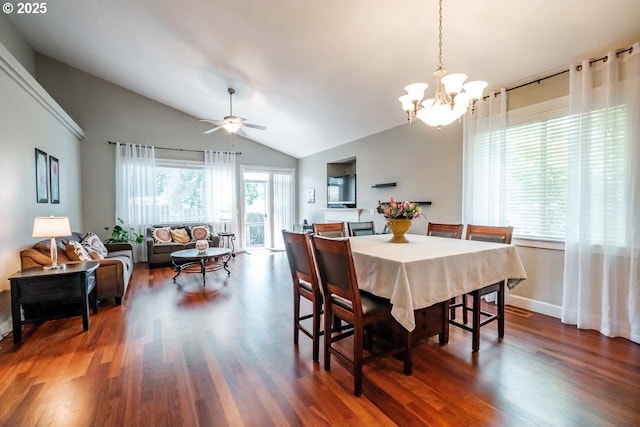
(379, 197, 422, 243)
(104, 218, 144, 244)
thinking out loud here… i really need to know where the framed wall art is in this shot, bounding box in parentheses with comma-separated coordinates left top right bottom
(35, 148, 48, 203)
(306, 188, 315, 203)
(49, 155, 59, 204)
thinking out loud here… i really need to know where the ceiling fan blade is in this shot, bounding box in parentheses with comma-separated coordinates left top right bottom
(235, 128, 248, 137)
(242, 123, 267, 131)
(200, 119, 224, 125)
(204, 126, 223, 134)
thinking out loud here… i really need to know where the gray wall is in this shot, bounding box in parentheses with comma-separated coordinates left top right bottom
(0, 14, 35, 75)
(34, 55, 297, 241)
(0, 33, 84, 335)
(298, 95, 566, 316)
(299, 122, 463, 234)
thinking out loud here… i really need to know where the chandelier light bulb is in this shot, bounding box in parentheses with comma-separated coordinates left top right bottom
(404, 83, 428, 102)
(398, 94, 416, 112)
(462, 80, 488, 100)
(441, 73, 467, 95)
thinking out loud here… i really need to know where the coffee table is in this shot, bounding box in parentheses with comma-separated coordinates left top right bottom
(171, 247, 231, 286)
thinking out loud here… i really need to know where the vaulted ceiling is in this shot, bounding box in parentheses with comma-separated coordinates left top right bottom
(8, 0, 640, 158)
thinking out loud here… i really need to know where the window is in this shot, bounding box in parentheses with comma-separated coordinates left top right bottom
(155, 161, 206, 222)
(472, 98, 628, 242)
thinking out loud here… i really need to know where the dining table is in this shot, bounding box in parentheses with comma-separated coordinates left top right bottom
(348, 233, 528, 344)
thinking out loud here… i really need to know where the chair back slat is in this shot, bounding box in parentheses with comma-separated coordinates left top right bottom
(427, 222, 464, 239)
(311, 235, 360, 311)
(282, 230, 321, 296)
(465, 225, 513, 244)
(313, 222, 346, 238)
(348, 221, 375, 236)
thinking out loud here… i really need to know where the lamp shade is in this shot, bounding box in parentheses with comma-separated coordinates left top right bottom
(462, 80, 488, 100)
(32, 216, 71, 238)
(442, 73, 467, 94)
(404, 83, 428, 102)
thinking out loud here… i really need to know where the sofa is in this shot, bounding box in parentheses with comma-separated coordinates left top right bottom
(146, 222, 220, 267)
(20, 232, 134, 305)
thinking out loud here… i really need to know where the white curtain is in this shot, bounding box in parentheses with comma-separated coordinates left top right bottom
(462, 89, 508, 225)
(204, 151, 238, 236)
(562, 43, 640, 343)
(115, 143, 157, 262)
(462, 89, 508, 302)
(272, 172, 294, 249)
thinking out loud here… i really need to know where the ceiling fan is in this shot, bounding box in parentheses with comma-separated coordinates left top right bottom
(200, 88, 266, 136)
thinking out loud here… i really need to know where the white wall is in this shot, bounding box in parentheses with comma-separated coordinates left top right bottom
(0, 40, 84, 335)
(34, 55, 297, 240)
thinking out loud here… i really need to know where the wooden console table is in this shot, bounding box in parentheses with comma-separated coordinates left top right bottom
(9, 261, 99, 344)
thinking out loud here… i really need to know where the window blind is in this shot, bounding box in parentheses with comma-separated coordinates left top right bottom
(473, 100, 627, 243)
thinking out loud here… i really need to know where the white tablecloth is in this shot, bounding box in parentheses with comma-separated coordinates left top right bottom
(349, 234, 528, 331)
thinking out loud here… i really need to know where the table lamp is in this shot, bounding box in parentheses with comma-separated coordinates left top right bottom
(32, 216, 71, 270)
(220, 212, 232, 233)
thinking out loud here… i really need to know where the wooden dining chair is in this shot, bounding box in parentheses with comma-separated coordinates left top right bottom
(449, 224, 514, 352)
(347, 221, 375, 236)
(427, 222, 464, 326)
(426, 222, 464, 239)
(311, 234, 412, 396)
(282, 230, 324, 362)
(312, 222, 346, 238)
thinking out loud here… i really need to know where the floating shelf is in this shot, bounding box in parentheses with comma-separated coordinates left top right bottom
(371, 182, 397, 188)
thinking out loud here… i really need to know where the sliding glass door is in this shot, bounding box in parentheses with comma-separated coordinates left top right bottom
(241, 167, 294, 250)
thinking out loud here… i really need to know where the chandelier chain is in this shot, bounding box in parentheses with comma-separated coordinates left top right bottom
(437, 0, 443, 70)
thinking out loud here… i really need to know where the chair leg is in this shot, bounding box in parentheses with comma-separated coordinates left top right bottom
(293, 291, 300, 345)
(498, 281, 505, 339)
(324, 307, 332, 371)
(353, 326, 364, 396)
(312, 299, 322, 362)
(472, 291, 481, 352)
(404, 329, 413, 376)
(449, 296, 457, 320)
(462, 294, 469, 324)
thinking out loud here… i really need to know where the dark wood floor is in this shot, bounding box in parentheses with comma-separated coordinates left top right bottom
(0, 251, 638, 427)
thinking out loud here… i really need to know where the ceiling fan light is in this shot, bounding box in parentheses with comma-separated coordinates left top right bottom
(462, 80, 488, 100)
(223, 122, 241, 134)
(441, 73, 467, 95)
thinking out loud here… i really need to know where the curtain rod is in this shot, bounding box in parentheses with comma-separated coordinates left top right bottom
(491, 45, 634, 97)
(107, 141, 241, 155)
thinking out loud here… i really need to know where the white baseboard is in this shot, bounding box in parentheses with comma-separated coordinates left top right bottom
(508, 295, 562, 319)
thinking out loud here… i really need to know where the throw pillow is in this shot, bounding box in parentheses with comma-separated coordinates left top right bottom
(66, 241, 92, 261)
(189, 225, 210, 241)
(152, 226, 173, 244)
(81, 232, 108, 258)
(84, 245, 104, 260)
(170, 228, 191, 244)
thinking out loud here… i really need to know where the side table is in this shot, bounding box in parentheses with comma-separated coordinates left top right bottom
(218, 232, 236, 257)
(9, 261, 99, 344)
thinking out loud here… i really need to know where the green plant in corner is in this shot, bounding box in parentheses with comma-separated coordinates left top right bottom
(104, 218, 144, 244)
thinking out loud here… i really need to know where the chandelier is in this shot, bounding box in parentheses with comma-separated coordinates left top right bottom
(399, 0, 487, 130)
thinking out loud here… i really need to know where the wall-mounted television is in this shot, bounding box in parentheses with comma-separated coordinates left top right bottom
(327, 174, 356, 208)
